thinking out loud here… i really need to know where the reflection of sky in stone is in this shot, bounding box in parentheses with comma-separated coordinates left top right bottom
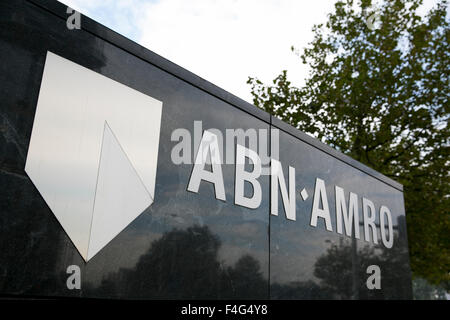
(80, 51, 407, 289)
(270, 130, 408, 284)
(85, 109, 408, 287)
(85, 228, 162, 285)
(84, 89, 271, 288)
(155, 162, 270, 269)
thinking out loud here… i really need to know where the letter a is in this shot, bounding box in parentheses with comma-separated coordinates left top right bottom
(366, 265, 381, 290)
(310, 178, 332, 231)
(187, 130, 226, 200)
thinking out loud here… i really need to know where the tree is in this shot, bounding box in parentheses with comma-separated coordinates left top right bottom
(248, 0, 449, 287)
(87, 225, 268, 299)
(313, 234, 412, 299)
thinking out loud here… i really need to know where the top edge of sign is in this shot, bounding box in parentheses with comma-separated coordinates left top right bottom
(27, 0, 403, 192)
(270, 117, 403, 191)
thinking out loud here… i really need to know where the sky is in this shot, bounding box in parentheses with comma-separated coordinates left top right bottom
(58, 0, 442, 104)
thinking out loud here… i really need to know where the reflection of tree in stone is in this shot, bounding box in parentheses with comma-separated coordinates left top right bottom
(0, 1, 106, 297)
(87, 225, 267, 299)
(271, 281, 332, 299)
(313, 232, 412, 300)
(220, 255, 266, 299)
(128, 225, 222, 299)
(314, 239, 379, 299)
(86, 223, 412, 299)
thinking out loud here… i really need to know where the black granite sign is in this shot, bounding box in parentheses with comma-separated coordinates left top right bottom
(0, 0, 412, 299)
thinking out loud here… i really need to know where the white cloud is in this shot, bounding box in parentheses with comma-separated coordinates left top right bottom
(59, 0, 336, 102)
(58, 0, 443, 103)
(135, 0, 337, 103)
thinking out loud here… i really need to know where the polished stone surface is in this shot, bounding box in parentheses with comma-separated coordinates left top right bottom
(270, 130, 412, 299)
(0, 0, 412, 299)
(1, 0, 270, 299)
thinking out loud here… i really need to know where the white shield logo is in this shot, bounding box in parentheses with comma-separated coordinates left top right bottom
(25, 51, 163, 261)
